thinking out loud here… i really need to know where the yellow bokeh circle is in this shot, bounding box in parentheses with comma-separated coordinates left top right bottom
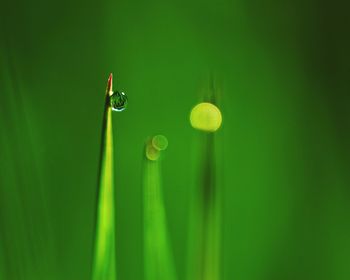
(145, 144, 160, 161)
(190, 102, 222, 132)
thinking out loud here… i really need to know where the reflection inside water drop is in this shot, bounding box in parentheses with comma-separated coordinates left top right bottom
(110, 91, 127, 112)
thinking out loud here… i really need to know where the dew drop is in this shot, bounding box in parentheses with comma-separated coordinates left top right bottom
(190, 102, 222, 132)
(152, 135, 168, 151)
(110, 91, 128, 112)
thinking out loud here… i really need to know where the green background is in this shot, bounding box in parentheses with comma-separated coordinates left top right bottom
(1, 0, 350, 279)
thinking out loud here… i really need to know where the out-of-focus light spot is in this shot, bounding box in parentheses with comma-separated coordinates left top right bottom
(146, 144, 161, 161)
(190, 102, 222, 132)
(152, 135, 168, 151)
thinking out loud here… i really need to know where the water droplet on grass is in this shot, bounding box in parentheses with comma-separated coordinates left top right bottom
(152, 135, 168, 151)
(190, 102, 222, 132)
(110, 91, 127, 112)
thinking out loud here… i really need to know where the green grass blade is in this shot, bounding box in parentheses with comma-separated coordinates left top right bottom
(143, 139, 177, 280)
(187, 131, 221, 280)
(188, 80, 222, 280)
(92, 75, 117, 280)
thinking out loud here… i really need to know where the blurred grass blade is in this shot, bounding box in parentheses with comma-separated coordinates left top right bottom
(188, 79, 222, 280)
(143, 138, 177, 280)
(187, 133, 221, 280)
(92, 74, 116, 280)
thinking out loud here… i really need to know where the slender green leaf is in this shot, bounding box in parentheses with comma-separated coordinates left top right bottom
(92, 74, 117, 280)
(143, 139, 177, 280)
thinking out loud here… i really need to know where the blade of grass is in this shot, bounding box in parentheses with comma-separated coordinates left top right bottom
(92, 74, 117, 280)
(187, 133, 221, 280)
(143, 138, 177, 280)
(200, 133, 221, 280)
(188, 80, 222, 280)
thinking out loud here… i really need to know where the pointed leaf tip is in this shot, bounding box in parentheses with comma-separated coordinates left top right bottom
(107, 73, 113, 93)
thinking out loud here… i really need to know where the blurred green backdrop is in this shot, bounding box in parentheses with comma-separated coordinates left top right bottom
(1, 0, 350, 279)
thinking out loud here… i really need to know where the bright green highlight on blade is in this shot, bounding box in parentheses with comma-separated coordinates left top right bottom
(143, 139, 177, 280)
(92, 75, 117, 280)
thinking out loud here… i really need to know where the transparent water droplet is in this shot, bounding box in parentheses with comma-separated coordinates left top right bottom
(110, 91, 127, 112)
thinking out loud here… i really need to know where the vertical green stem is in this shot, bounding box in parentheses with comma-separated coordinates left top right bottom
(92, 90, 117, 280)
(143, 153, 177, 280)
(188, 133, 221, 280)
